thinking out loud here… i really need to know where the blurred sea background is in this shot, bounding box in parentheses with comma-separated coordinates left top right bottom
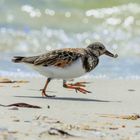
(0, 0, 140, 79)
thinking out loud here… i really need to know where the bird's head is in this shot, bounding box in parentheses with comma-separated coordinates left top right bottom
(87, 42, 118, 58)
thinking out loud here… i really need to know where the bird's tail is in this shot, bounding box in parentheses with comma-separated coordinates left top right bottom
(12, 56, 25, 63)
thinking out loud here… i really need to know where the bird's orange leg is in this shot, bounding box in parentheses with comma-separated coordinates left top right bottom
(63, 80, 91, 94)
(40, 78, 55, 97)
(68, 81, 90, 87)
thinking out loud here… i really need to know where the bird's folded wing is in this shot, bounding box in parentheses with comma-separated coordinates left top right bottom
(34, 49, 82, 68)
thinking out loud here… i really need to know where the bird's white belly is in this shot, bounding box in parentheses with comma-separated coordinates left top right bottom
(31, 59, 86, 79)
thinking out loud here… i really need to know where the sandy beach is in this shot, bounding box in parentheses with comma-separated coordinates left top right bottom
(0, 77, 140, 140)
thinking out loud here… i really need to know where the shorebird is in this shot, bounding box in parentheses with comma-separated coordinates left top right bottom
(12, 42, 118, 97)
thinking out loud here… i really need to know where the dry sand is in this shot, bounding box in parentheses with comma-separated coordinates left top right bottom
(0, 77, 140, 140)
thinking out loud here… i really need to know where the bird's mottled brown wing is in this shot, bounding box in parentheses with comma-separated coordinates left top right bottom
(34, 48, 84, 68)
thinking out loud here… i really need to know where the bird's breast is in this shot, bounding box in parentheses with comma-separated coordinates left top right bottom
(32, 58, 86, 79)
(82, 55, 99, 72)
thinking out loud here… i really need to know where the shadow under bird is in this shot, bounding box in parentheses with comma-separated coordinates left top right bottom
(12, 42, 118, 97)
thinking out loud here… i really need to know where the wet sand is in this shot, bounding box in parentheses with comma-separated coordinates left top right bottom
(0, 77, 140, 140)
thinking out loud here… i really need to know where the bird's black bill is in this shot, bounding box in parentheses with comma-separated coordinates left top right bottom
(105, 50, 118, 58)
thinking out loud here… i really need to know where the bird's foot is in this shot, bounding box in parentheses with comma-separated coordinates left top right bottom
(40, 89, 56, 98)
(75, 87, 91, 94)
(69, 81, 90, 87)
(64, 84, 91, 94)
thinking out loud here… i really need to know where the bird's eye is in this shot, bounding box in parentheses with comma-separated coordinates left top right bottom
(99, 47, 103, 50)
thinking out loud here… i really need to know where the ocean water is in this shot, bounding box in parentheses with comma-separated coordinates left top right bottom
(0, 0, 140, 79)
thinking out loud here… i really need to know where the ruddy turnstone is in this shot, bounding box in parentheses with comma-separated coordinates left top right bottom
(12, 42, 118, 97)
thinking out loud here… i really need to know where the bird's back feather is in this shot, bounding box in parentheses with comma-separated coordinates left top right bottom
(12, 48, 84, 68)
